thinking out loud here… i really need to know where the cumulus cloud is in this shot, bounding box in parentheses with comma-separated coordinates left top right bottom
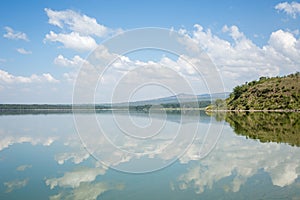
(176, 125, 300, 194)
(43, 73, 59, 83)
(0, 69, 62, 102)
(54, 54, 89, 83)
(0, 115, 67, 152)
(16, 48, 32, 54)
(44, 8, 122, 52)
(177, 24, 300, 90)
(45, 31, 97, 51)
(275, 1, 300, 18)
(93, 25, 300, 95)
(63, 71, 79, 83)
(48, 182, 124, 200)
(72, 43, 215, 103)
(54, 54, 86, 67)
(55, 150, 90, 165)
(45, 8, 108, 37)
(16, 164, 32, 171)
(87, 25, 300, 97)
(57, 114, 300, 189)
(4, 179, 29, 193)
(222, 25, 245, 41)
(3, 26, 29, 41)
(64, 24, 299, 103)
(46, 167, 106, 189)
(48, 24, 300, 103)
(268, 29, 300, 60)
(0, 69, 59, 84)
(0, 129, 57, 152)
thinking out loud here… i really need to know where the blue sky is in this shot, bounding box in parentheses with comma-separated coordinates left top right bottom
(0, 0, 300, 103)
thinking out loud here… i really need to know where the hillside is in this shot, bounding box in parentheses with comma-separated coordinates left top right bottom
(117, 92, 229, 107)
(225, 72, 300, 110)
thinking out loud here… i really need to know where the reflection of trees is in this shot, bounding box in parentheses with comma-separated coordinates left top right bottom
(225, 112, 300, 147)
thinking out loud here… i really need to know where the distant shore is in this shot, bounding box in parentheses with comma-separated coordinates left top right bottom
(1, 106, 299, 113)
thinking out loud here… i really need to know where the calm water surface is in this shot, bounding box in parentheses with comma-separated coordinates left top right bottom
(0, 112, 299, 199)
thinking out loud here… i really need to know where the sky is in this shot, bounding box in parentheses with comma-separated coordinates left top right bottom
(0, 0, 300, 103)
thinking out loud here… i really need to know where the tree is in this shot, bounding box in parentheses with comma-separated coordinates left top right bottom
(214, 99, 225, 110)
(233, 85, 243, 99)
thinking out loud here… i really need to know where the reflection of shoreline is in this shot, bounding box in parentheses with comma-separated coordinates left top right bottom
(0, 109, 214, 124)
(0, 107, 208, 115)
(222, 112, 300, 147)
(1, 113, 300, 198)
(177, 128, 300, 195)
(206, 109, 300, 113)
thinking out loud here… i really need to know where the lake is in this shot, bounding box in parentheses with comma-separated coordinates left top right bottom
(0, 111, 300, 199)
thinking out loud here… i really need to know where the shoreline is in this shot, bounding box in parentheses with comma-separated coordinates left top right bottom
(0, 107, 299, 112)
(205, 109, 300, 113)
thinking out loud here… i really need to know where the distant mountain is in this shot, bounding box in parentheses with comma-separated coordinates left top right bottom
(112, 92, 230, 107)
(0, 92, 230, 113)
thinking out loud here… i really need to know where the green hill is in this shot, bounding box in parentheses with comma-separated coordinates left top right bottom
(212, 72, 300, 111)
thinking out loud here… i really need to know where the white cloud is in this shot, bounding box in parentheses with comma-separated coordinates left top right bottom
(54, 115, 300, 191)
(222, 25, 245, 41)
(44, 9, 123, 52)
(95, 25, 300, 95)
(4, 179, 29, 193)
(45, 8, 108, 37)
(49, 182, 124, 200)
(16, 164, 32, 171)
(45, 31, 97, 51)
(54, 54, 86, 67)
(0, 69, 59, 84)
(178, 24, 300, 90)
(275, 1, 300, 18)
(43, 73, 59, 83)
(58, 25, 300, 103)
(54, 134, 90, 165)
(55, 150, 90, 165)
(3, 26, 29, 41)
(176, 125, 300, 194)
(0, 129, 57, 152)
(10, 21, 299, 102)
(46, 167, 106, 189)
(54, 54, 89, 83)
(268, 29, 300, 60)
(16, 48, 32, 54)
(0, 115, 67, 152)
(63, 71, 78, 83)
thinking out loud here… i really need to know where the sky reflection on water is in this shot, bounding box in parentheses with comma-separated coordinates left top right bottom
(0, 112, 299, 199)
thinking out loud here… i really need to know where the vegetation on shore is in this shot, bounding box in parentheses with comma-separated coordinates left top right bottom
(0, 101, 212, 114)
(206, 110, 300, 147)
(131, 101, 211, 112)
(207, 72, 300, 111)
